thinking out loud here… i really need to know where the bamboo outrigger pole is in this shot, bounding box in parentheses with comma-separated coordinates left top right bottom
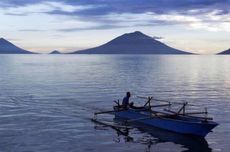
(94, 109, 125, 115)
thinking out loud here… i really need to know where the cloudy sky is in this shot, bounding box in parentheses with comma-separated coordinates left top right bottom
(0, 0, 229, 54)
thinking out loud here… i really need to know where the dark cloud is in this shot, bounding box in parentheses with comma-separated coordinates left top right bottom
(1, 0, 229, 16)
(1, 0, 229, 31)
(57, 24, 127, 32)
(42, 0, 230, 17)
(61, 0, 230, 15)
(4, 12, 28, 16)
(19, 29, 44, 32)
(152, 36, 164, 40)
(0, 0, 44, 7)
(6, 38, 22, 41)
(57, 20, 186, 32)
(214, 9, 229, 15)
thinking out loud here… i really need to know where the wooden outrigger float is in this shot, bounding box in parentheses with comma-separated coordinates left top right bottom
(92, 96, 218, 137)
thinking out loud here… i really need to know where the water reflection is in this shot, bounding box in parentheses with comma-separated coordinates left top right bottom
(93, 119, 212, 152)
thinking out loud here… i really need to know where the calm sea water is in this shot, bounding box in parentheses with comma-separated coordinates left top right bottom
(0, 54, 229, 152)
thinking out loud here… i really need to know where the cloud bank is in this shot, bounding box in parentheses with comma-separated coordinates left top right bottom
(0, 0, 229, 32)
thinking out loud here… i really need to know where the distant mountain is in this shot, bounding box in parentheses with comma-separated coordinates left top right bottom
(217, 48, 230, 54)
(0, 38, 34, 54)
(71, 31, 192, 54)
(50, 50, 61, 54)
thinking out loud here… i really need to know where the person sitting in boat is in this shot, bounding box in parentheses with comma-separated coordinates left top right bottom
(122, 92, 133, 109)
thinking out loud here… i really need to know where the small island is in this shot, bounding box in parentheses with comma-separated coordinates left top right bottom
(49, 50, 61, 54)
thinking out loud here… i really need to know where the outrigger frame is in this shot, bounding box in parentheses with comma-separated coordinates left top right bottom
(92, 95, 218, 137)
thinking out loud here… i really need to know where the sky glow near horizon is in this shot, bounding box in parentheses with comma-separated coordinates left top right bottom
(0, 0, 229, 54)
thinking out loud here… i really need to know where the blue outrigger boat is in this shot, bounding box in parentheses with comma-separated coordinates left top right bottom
(93, 96, 218, 137)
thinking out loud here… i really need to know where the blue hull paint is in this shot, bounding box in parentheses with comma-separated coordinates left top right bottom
(115, 109, 218, 137)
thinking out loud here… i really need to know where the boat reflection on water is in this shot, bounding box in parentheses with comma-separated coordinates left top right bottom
(93, 118, 212, 152)
(134, 123, 212, 152)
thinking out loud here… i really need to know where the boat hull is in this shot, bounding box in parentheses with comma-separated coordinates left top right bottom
(114, 109, 218, 137)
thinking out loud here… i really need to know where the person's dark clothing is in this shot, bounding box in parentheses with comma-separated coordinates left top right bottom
(122, 96, 130, 108)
